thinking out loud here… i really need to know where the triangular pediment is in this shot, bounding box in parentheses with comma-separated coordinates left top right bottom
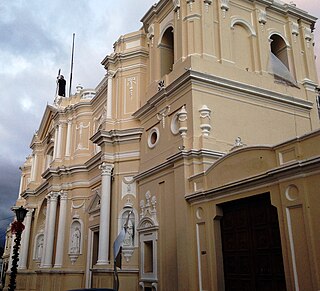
(88, 191, 101, 214)
(36, 105, 57, 143)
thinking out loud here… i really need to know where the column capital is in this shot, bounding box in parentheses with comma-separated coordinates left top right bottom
(60, 191, 68, 200)
(99, 163, 114, 176)
(49, 192, 59, 201)
(26, 208, 35, 216)
(107, 70, 115, 78)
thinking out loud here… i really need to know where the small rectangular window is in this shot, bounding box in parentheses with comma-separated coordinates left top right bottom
(144, 240, 153, 273)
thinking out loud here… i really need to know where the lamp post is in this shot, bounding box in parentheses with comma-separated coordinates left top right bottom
(8, 206, 28, 291)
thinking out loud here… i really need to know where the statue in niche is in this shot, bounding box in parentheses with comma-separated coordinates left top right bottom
(123, 219, 134, 247)
(36, 234, 44, 260)
(70, 226, 81, 254)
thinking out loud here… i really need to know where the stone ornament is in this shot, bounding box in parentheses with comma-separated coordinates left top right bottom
(69, 220, 82, 264)
(99, 162, 113, 176)
(158, 80, 165, 91)
(121, 176, 136, 198)
(304, 27, 312, 48)
(258, 9, 267, 29)
(177, 105, 188, 138)
(220, 0, 229, 18)
(204, 0, 213, 12)
(230, 136, 246, 151)
(199, 105, 212, 137)
(139, 191, 158, 227)
(33, 232, 44, 265)
(75, 122, 90, 151)
(187, 0, 195, 12)
(173, 0, 181, 19)
(157, 105, 171, 128)
(127, 77, 136, 99)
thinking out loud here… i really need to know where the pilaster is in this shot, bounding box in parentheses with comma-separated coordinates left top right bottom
(96, 163, 114, 265)
(42, 192, 59, 268)
(19, 208, 34, 269)
(54, 192, 68, 268)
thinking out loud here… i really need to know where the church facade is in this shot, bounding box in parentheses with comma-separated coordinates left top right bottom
(2, 0, 320, 290)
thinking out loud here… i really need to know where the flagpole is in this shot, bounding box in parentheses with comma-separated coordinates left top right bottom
(69, 33, 75, 97)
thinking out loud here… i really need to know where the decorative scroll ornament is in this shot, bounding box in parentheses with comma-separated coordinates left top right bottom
(291, 22, 299, 36)
(187, 0, 195, 12)
(258, 9, 267, 30)
(220, 0, 229, 18)
(173, 0, 181, 19)
(158, 80, 165, 91)
(204, 0, 213, 12)
(127, 77, 136, 99)
(147, 24, 155, 47)
(304, 27, 312, 48)
(157, 105, 171, 128)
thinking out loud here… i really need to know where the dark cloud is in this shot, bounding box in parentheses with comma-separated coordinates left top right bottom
(0, 158, 20, 246)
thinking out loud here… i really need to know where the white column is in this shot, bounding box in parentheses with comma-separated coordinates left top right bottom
(18, 174, 24, 199)
(54, 192, 68, 268)
(106, 72, 114, 119)
(42, 192, 58, 268)
(96, 163, 113, 265)
(8, 234, 15, 271)
(53, 126, 58, 159)
(30, 155, 36, 181)
(40, 196, 51, 267)
(65, 119, 72, 157)
(56, 123, 63, 159)
(33, 153, 38, 181)
(19, 209, 34, 269)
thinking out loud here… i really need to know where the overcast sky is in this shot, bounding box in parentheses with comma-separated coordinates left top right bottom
(0, 0, 319, 245)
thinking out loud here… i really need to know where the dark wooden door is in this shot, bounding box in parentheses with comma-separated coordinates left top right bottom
(220, 193, 287, 291)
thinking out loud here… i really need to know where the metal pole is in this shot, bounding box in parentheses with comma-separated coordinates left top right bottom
(69, 33, 75, 97)
(8, 222, 24, 291)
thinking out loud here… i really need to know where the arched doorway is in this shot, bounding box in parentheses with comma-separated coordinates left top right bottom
(220, 193, 287, 291)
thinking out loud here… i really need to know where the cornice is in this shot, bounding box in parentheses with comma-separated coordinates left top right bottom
(42, 164, 88, 180)
(273, 128, 320, 149)
(85, 151, 103, 172)
(91, 128, 144, 147)
(266, 1, 317, 25)
(21, 180, 49, 199)
(186, 156, 320, 203)
(134, 149, 225, 181)
(140, 0, 171, 29)
(102, 49, 149, 69)
(134, 69, 313, 119)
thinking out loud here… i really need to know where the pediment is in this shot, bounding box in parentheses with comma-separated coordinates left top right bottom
(37, 105, 57, 142)
(88, 191, 101, 214)
(205, 146, 276, 190)
(137, 216, 158, 231)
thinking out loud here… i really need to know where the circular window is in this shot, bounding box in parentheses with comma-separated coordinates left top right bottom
(170, 113, 179, 135)
(148, 127, 160, 148)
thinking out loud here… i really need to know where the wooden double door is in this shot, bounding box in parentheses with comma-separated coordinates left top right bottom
(220, 193, 287, 291)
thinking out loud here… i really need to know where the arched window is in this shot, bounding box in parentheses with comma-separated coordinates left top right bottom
(270, 34, 289, 69)
(159, 27, 174, 76)
(232, 24, 254, 71)
(268, 34, 297, 86)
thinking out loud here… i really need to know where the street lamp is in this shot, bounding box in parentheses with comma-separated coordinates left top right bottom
(8, 206, 28, 291)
